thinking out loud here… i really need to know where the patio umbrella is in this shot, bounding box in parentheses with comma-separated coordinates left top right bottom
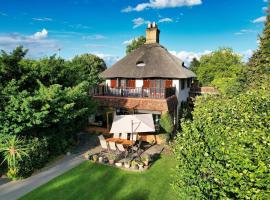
(110, 114, 155, 134)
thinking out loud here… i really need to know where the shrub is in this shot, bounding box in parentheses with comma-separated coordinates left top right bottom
(159, 112, 174, 134)
(173, 89, 270, 199)
(17, 137, 49, 178)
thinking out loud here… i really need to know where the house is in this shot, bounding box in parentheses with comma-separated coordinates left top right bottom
(92, 22, 196, 137)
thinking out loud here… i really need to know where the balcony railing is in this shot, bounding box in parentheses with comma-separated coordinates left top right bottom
(92, 86, 176, 99)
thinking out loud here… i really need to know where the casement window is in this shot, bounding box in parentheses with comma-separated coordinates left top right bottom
(111, 79, 117, 88)
(165, 80, 172, 88)
(128, 79, 136, 88)
(181, 79, 185, 90)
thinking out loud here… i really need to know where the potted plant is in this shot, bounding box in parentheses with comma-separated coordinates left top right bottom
(107, 153, 117, 165)
(137, 161, 144, 170)
(98, 156, 103, 163)
(141, 154, 150, 166)
(131, 160, 138, 170)
(92, 155, 98, 163)
(124, 160, 131, 169)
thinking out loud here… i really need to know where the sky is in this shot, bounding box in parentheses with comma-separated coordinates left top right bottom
(0, 0, 268, 66)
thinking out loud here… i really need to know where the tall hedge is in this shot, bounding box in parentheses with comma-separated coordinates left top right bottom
(173, 89, 270, 199)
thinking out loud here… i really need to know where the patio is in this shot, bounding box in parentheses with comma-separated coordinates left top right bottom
(84, 114, 164, 171)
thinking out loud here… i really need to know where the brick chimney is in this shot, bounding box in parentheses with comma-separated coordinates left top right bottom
(145, 22, 160, 44)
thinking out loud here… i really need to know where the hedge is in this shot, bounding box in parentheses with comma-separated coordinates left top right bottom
(173, 89, 270, 199)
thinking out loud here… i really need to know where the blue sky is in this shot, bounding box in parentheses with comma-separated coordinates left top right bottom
(0, 0, 268, 65)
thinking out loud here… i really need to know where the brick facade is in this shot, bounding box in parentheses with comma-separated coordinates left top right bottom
(94, 95, 178, 114)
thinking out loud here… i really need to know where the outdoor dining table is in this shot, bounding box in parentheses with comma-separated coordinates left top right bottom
(105, 137, 134, 146)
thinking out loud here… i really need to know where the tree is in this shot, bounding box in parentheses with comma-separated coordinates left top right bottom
(189, 57, 200, 74)
(173, 89, 270, 199)
(70, 54, 107, 86)
(126, 36, 146, 54)
(196, 48, 245, 94)
(246, 4, 270, 89)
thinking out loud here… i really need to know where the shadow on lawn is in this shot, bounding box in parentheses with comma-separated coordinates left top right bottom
(22, 162, 150, 200)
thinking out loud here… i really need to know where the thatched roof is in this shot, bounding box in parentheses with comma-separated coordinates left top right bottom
(101, 43, 196, 79)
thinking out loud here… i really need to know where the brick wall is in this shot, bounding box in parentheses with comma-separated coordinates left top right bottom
(94, 95, 178, 114)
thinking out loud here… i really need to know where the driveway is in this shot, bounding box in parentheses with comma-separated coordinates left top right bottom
(0, 133, 101, 200)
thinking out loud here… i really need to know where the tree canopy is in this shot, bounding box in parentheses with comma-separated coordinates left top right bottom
(126, 36, 146, 54)
(0, 46, 104, 179)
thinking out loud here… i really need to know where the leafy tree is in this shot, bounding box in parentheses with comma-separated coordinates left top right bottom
(70, 54, 107, 86)
(173, 90, 270, 199)
(189, 57, 200, 74)
(126, 36, 146, 54)
(0, 135, 29, 179)
(196, 48, 245, 94)
(246, 4, 270, 89)
(0, 47, 100, 178)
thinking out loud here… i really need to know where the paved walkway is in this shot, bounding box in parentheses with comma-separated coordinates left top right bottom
(0, 154, 84, 200)
(0, 133, 100, 200)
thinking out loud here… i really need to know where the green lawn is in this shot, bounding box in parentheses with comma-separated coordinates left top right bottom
(21, 155, 178, 200)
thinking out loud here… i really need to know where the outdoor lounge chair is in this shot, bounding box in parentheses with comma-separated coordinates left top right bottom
(108, 141, 117, 151)
(98, 135, 109, 151)
(116, 143, 125, 152)
(121, 133, 128, 140)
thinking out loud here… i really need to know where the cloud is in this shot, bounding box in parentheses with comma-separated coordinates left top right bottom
(158, 18, 173, 23)
(122, 0, 202, 12)
(132, 17, 150, 28)
(82, 34, 107, 40)
(169, 50, 211, 66)
(32, 17, 53, 21)
(94, 53, 120, 67)
(235, 29, 256, 35)
(0, 29, 59, 58)
(252, 16, 266, 23)
(30, 29, 48, 40)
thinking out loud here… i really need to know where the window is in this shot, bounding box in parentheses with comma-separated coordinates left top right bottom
(181, 79, 185, 90)
(187, 78, 191, 88)
(120, 79, 127, 88)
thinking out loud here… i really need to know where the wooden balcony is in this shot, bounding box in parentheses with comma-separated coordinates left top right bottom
(92, 86, 176, 99)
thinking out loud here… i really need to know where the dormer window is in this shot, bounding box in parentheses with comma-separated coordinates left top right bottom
(136, 61, 145, 67)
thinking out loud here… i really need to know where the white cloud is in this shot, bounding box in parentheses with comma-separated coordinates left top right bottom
(30, 29, 48, 40)
(122, 0, 202, 12)
(235, 29, 256, 35)
(169, 50, 211, 66)
(252, 16, 267, 23)
(158, 18, 173, 23)
(132, 17, 150, 28)
(0, 30, 59, 58)
(82, 34, 107, 40)
(94, 53, 120, 67)
(32, 17, 52, 21)
(122, 38, 136, 45)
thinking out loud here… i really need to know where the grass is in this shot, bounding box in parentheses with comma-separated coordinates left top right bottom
(21, 155, 178, 200)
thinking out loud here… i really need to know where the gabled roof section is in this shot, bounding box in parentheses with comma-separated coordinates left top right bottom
(101, 43, 196, 79)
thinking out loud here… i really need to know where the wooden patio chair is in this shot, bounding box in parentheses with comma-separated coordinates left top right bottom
(98, 135, 109, 152)
(108, 141, 117, 151)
